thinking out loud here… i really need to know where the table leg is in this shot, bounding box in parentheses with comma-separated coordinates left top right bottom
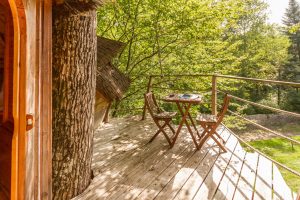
(171, 102, 191, 147)
(183, 104, 201, 138)
(175, 102, 200, 150)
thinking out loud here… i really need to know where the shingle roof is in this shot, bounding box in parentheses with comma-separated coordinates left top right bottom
(96, 37, 130, 101)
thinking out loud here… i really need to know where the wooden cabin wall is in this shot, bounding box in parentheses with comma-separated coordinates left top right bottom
(0, 2, 14, 198)
(0, 0, 52, 199)
(21, 0, 52, 198)
(0, 3, 5, 116)
(95, 91, 110, 128)
(23, 0, 39, 198)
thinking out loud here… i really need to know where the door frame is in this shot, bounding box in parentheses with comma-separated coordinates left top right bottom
(8, 0, 52, 199)
(7, 0, 26, 199)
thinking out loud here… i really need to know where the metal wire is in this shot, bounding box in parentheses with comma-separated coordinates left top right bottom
(223, 124, 300, 178)
(224, 108, 300, 146)
(216, 74, 300, 88)
(217, 90, 300, 118)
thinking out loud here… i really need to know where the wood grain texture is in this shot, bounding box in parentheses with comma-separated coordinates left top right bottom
(0, 3, 14, 199)
(52, 7, 97, 199)
(94, 91, 109, 128)
(72, 118, 295, 200)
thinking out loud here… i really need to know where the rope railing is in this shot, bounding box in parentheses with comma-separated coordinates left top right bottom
(140, 73, 300, 180)
(217, 90, 300, 118)
(223, 124, 300, 178)
(215, 74, 300, 88)
(152, 87, 210, 94)
(148, 74, 300, 87)
(150, 74, 212, 78)
(139, 73, 300, 188)
(222, 106, 300, 146)
(142, 74, 300, 119)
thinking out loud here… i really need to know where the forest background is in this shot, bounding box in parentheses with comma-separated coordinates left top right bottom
(97, 0, 300, 117)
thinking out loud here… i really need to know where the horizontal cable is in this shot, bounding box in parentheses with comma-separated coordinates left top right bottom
(217, 90, 300, 118)
(223, 124, 300, 178)
(224, 107, 300, 146)
(150, 74, 212, 78)
(149, 74, 300, 87)
(152, 87, 208, 93)
(215, 74, 300, 88)
(117, 108, 144, 112)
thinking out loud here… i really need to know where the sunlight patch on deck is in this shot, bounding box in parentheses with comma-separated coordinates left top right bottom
(73, 116, 296, 200)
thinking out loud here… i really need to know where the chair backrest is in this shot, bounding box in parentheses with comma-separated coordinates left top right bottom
(216, 94, 231, 124)
(144, 92, 161, 118)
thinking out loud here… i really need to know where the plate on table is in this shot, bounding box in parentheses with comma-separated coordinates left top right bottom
(179, 94, 200, 99)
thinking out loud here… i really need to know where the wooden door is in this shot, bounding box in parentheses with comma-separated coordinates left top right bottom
(0, 1, 16, 198)
(0, 0, 52, 199)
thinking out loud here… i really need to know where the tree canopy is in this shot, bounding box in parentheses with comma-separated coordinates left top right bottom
(97, 0, 292, 115)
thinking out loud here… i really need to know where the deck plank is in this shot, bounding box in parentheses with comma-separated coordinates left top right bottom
(72, 117, 296, 200)
(212, 143, 247, 200)
(103, 133, 192, 199)
(113, 143, 195, 199)
(73, 141, 165, 200)
(151, 129, 230, 200)
(253, 155, 273, 200)
(73, 119, 168, 199)
(273, 163, 294, 200)
(92, 118, 157, 171)
(190, 134, 238, 200)
(232, 152, 259, 200)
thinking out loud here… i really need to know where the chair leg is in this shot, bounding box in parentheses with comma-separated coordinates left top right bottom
(211, 135, 227, 152)
(214, 132, 226, 144)
(199, 125, 210, 140)
(149, 121, 173, 147)
(198, 126, 216, 149)
(148, 129, 162, 143)
(198, 125, 226, 152)
(205, 126, 226, 144)
(161, 129, 173, 147)
(149, 121, 167, 143)
(202, 124, 225, 144)
(167, 122, 176, 135)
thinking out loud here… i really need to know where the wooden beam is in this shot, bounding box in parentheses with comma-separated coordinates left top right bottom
(141, 75, 153, 120)
(215, 74, 300, 88)
(103, 102, 111, 123)
(211, 75, 217, 115)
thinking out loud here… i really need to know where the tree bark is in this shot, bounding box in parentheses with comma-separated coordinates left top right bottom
(52, 8, 97, 200)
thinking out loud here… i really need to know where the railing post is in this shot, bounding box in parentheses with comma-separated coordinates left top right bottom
(142, 75, 153, 120)
(212, 75, 217, 115)
(103, 102, 112, 123)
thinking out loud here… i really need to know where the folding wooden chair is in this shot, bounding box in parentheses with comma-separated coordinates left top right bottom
(196, 94, 231, 152)
(144, 92, 177, 147)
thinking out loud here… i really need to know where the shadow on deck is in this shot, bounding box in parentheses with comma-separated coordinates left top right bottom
(73, 116, 296, 200)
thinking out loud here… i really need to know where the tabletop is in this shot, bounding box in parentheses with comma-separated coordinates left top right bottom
(162, 93, 202, 104)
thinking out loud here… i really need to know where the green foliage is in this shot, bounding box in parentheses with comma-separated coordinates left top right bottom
(248, 136, 300, 191)
(223, 115, 248, 130)
(282, 89, 300, 112)
(97, 0, 290, 115)
(281, 0, 300, 81)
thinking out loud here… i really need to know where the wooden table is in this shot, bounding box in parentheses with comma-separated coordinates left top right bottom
(162, 94, 203, 150)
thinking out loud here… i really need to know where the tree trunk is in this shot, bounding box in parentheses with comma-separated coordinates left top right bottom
(52, 8, 97, 200)
(277, 85, 281, 106)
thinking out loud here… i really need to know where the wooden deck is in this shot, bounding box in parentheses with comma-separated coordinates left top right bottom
(73, 116, 297, 200)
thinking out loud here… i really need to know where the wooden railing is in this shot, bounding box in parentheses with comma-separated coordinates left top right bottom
(142, 74, 300, 119)
(141, 73, 300, 181)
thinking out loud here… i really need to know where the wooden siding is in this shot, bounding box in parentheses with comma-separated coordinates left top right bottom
(0, 2, 14, 198)
(94, 91, 110, 128)
(73, 117, 297, 200)
(0, 0, 52, 199)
